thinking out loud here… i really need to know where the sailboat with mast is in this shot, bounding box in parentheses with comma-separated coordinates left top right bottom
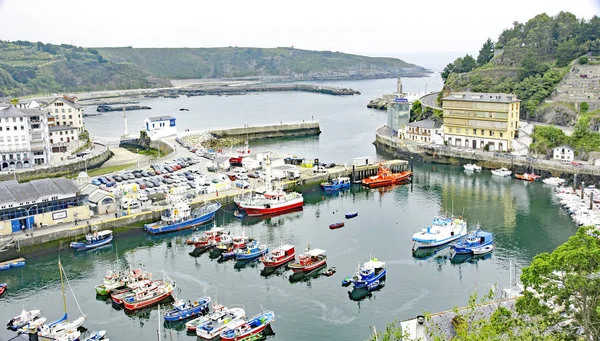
(39, 260, 86, 339)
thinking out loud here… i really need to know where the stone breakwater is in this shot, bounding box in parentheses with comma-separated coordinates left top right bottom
(153, 84, 360, 98)
(367, 97, 389, 110)
(210, 122, 321, 141)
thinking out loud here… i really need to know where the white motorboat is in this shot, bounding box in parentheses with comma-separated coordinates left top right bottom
(7, 309, 42, 331)
(491, 168, 512, 177)
(543, 177, 566, 186)
(195, 307, 246, 339)
(412, 215, 467, 249)
(472, 244, 494, 255)
(463, 164, 482, 172)
(40, 316, 86, 338)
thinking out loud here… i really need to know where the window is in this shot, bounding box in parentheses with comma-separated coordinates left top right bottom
(490, 131, 494, 137)
(0, 127, 2, 131)
(481, 129, 484, 135)
(7, 137, 10, 142)
(19, 117, 23, 122)
(69, 115, 72, 119)
(62, 115, 65, 119)
(16, 154, 20, 160)
(500, 132, 503, 138)
(69, 121, 73, 126)
(457, 128, 461, 133)
(21, 136, 25, 141)
(12, 118, 16, 122)
(60, 131, 63, 135)
(68, 109, 72, 113)
(448, 128, 452, 133)
(55, 109, 59, 113)
(13, 126, 17, 131)
(20, 126, 24, 130)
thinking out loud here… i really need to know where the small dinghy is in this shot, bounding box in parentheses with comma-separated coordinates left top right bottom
(345, 212, 358, 219)
(163, 297, 211, 322)
(472, 244, 494, 255)
(7, 309, 41, 331)
(0, 283, 6, 295)
(233, 210, 244, 219)
(322, 267, 337, 277)
(329, 222, 344, 230)
(84, 330, 106, 341)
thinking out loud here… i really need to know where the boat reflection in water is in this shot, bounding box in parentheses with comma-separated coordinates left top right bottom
(450, 252, 493, 265)
(189, 245, 212, 258)
(234, 258, 261, 270)
(412, 244, 451, 260)
(347, 278, 386, 302)
(288, 265, 326, 284)
(260, 264, 291, 278)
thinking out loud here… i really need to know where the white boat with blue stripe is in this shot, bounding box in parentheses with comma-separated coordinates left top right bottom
(412, 215, 467, 250)
(145, 200, 221, 235)
(452, 227, 494, 254)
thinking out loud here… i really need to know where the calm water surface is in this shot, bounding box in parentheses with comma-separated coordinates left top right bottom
(0, 77, 578, 341)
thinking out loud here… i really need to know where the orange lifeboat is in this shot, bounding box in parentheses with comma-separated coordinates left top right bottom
(361, 164, 413, 188)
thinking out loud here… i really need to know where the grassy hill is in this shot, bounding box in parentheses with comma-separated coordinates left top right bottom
(441, 12, 600, 121)
(0, 40, 170, 97)
(96, 46, 430, 79)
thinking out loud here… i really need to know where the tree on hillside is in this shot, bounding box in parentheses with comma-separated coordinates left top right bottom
(477, 38, 495, 66)
(441, 62, 454, 81)
(556, 39, 579, 66)
(518, 226, 600, 341)
(459, 55, 477, 73)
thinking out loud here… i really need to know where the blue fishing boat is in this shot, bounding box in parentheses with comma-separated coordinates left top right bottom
(345, 212, 358, 219)
(70, 230, 113, 251)
(320, 177, 351, 191)
(145, 201, 221, 235)
(0, 264, 9, 271)
(220, 310, 275, 341)
(352, 257, 386, 289)
(10, 260, 25, 268)
(234, 240, 268, 261)
(163, 297, 211, 322)
(452, 227, 494, 254)
(0, 258, 25, 270)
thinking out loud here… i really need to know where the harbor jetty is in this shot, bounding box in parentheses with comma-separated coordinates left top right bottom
(210, 122, 321, 141)
(161, 84, 360, 97)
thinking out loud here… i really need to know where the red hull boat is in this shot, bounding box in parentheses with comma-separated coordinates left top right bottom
(362, 164, 412, 188)
(329, 222, 344, 229)
(123, 281, 175, 311)
(260, 245, 295, 267)
(288, 248, 327, 273)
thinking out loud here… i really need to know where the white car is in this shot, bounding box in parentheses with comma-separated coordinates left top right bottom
(312, 166, 327, 173)
(137, 194, 149, 202)
(234, 167, 248, 174)
(236, 173, 249, 181)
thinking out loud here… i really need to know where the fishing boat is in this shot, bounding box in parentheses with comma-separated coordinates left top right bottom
(84, 330, 106, 341)
(368, 280, 382, 291)
(345, 212, 358, 219)
(288, 248, 327, 273)
(95, 270, 125, 295)
(188, 227, 227, 248)
(320, 176, 351, 191)
(123, 279, 175, 311)
(228, 141, 251, 166)
(543, 177, 567, 186)
(452, 228, 494, 254)
(329, 222, 344, 229)
(260, 244, 295, 267)
(219, 310, 275, 341)
(463, 164, 482, 172)
(0, 258, 26, 271)
(515, 173, 541, 181)
(0, 283, 6, 295)
(411, 215, 467, 249)
(361, 164, 412, 188)
(472, 244, 494, 255)
(351, 257, 386, 289)
(323, 267, 337, 277)
(144, 201, 221, 234)
(491, 168, 512, 177)
(234, 240, 268, 261)
(163, 296, 211, 322)
(70, 230, 113, 251)
(7, 309, 41, 331)
(235, 190, 304, 217)
(195, 306, 246, 339)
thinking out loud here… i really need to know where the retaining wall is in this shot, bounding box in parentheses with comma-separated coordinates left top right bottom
(210, 122, 321, 141)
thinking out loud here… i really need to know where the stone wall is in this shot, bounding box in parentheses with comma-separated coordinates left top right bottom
(0, 146, 113, 182)
(210, 122, 321, 141)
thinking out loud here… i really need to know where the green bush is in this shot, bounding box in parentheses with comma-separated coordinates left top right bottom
(580, 102, 589, 113)
(579, 55, 589, 64)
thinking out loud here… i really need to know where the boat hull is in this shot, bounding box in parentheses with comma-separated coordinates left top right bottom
(235, 248, 268, 261)
(144, 211, 217, 235)
(345, 212, 358, 219)
(453, 241, 494, 254)
(164, 303, 209, 322)
(70, 234, 113, 251)
(238, 198, 303, 217)
(413, 233, 464, 249)
(353, 269, 386, 289)
(289, 259, 327, 273)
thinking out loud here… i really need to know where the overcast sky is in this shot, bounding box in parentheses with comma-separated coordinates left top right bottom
(0, 0, 597, 68)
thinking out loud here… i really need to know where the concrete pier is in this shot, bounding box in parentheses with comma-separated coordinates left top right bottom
(210, 122, 321, 141)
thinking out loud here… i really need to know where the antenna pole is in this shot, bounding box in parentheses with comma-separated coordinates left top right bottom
(59, 260, 67, 313)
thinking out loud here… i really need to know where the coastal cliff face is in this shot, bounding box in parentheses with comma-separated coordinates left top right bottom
(97, 46, 431, 80)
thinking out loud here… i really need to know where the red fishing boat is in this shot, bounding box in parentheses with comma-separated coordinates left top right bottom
(361, 164, 412, 188)
(260, 245, 295, 267)
(515, 173, 541, 181)
(123, 280, 175, 311)
(288, 248, 327, 273)
(329, 222, 344, 229)
(0, 283, 6, 296)
(228, 141, 251, 166)
(186, 228, 226, 247)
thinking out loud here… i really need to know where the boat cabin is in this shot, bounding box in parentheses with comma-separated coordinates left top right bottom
(465, 230, 493, 245)
(85, 230, 112, 242)
(298, 249, 326, 265)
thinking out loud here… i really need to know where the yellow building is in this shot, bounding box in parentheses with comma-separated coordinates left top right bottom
(441, 92, 520, 152)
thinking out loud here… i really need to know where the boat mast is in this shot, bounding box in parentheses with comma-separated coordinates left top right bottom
(157, 304, 161, 341)
(59, 259, 67, 314)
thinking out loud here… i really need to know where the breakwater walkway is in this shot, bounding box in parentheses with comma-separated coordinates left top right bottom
(374, 125, 600, 180)
(175, 83, 360, 96)
(210, 121, 321, 141)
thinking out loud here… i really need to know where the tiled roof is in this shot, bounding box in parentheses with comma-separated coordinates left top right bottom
(0, 178, 79, 205)
(47, 97, 82, 109)
(148, 116, 175, 121)
(406, 119, 442, 129)
(0, 106, 45, 118)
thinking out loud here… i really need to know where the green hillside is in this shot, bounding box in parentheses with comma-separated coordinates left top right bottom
(96, 46, 429, 79)
(441, 12, 600, 118)
(0, 40, 170, 97)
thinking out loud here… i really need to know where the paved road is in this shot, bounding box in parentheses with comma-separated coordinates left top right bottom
(420, 92, 442, 110)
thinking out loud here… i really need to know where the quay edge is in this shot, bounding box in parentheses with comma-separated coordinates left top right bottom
(209, 122, 321, 141)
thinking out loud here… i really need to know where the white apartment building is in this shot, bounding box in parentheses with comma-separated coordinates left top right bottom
(44, 96, 85, 133)
(553, 145, 574, 162)
(0, 106, 51, 170)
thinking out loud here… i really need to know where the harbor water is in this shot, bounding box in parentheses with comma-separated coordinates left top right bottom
(0, 77, 578, 341)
